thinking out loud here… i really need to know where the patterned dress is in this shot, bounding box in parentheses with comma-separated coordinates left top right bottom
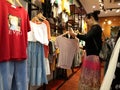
(78, 55, 101, 90)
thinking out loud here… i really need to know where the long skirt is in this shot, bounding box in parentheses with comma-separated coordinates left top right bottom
(78, 55, 101, 90)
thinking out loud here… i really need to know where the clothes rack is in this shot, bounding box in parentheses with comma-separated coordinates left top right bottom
(24, 0, 40, 9)
(24, 0, 42, 19)
(24, 1, 46, 90)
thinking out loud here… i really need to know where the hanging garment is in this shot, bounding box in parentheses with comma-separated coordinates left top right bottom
(0, 0, 9, 61)
(111, 52, 120, 90)
(0, 1, 30, 90)
(27, 21, 49, 86)
(73, 49, 82, 67)
(29, 21, 48, 45)
(0, 1, 30, 62)
(78, 55, 101, 90)
(48, 40, 56, 71)
(43, 19, 51, 58)
(100, 37, 120, 90)
(27, 42, 48, 86)
(0, 60, 28, 90)
(45, 58, 50, 75)
(55, 36, 79, 69)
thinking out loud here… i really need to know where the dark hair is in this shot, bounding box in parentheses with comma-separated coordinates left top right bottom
(86, 10, 100, 21)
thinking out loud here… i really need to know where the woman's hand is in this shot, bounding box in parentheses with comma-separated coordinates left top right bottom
(69, 29, 77, 38)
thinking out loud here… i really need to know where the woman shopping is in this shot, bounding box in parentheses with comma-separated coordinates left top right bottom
(69, 10, 102, 90)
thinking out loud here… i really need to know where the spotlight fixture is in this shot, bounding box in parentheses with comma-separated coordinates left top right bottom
(99, 0, 120, 13)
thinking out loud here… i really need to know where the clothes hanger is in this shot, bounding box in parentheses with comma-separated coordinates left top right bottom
(37, 13, 46, 21)
(7, 0, 14, 5)
(16, 0, 23, 7)
(7, 0, 22, 7)
(61, 31, 69, 37)
(31, 16, 42, 24)
(31, 11, 47, 24)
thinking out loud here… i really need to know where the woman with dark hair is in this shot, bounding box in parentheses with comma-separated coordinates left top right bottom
(69, 10, 102, 90)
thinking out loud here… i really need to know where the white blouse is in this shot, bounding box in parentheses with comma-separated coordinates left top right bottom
(28, 21, 48, 45)
(100, 37, 120, 90)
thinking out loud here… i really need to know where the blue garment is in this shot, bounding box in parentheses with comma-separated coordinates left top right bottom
(0, 60, 28, 90)
(27, 42, 48, 86)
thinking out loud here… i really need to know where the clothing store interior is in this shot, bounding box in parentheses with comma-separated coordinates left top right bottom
(0, 0, 120, 90)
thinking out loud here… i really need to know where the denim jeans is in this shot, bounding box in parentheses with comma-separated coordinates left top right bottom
(27, 42, 48, 86)
(0, 60, 28, 90)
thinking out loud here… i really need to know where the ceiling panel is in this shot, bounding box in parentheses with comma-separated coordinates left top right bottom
(79, 0, 120, 17)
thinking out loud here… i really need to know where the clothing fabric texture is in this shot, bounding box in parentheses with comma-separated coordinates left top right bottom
(73, 49, 82, 67)
(29, 20, 51, 58)
(77, 24, 102, 56)
(43, 19, 51, 58)
(0, 0, 9, 61)
(100, 37, 120, 90)
(43, 19, 51, 40)
(79, 55, 101, 90)
(28, 21, 48, 45)
(0, 60, 27, 90)
(28, 21, 50, 85)
(27, 42, 48, 86)
(0, 1, 30, 62)
(48, 40, 56, 71)
(55, 36, 79, 69)
(104, 37, 115, 74)
(111, 53, 120, 90)
(45, 58, 50, 75)
(0, 1, 30, 90)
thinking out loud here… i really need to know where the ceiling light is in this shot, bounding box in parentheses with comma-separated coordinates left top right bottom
(116, 9, 120, 13)
(100, 3, 104, 6)
(92, 5, 96, 8)
(105, 11, 108, 13)
(107, 20, 112, 25)
(105, 19, 107, 21)
(99, 0, 102, 3)
(103, 22, 106, 24)
(118, 3, 120, 6)
(102, 28, 104, 31)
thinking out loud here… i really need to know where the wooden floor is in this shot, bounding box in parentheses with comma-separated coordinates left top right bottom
(30, 61, 105, 90)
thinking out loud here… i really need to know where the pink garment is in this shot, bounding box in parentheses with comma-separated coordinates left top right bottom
(79, 55, 101, 90)
(55, 36, 79, 69)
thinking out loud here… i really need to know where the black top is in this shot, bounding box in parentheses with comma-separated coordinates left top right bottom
(77, 24, 102, 56)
